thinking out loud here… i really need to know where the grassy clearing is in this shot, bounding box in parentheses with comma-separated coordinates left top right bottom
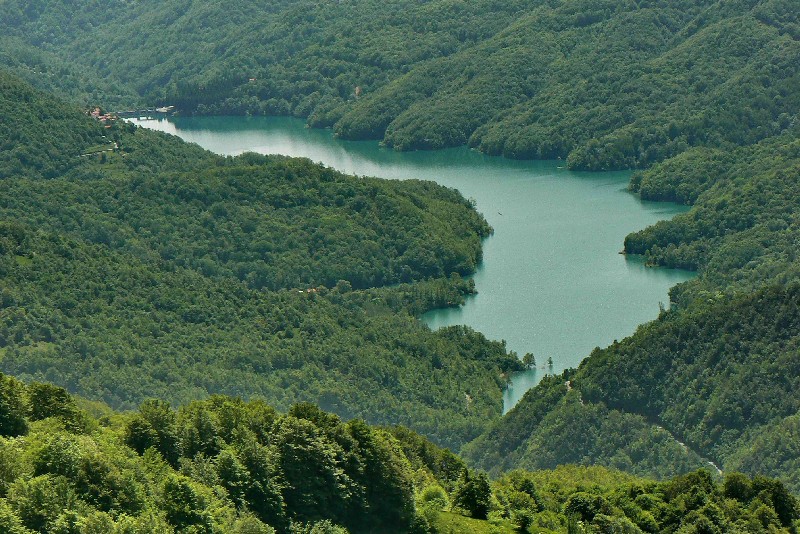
(431, 511, 517, 534)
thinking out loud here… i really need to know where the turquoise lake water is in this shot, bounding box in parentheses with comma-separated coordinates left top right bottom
(132, 116, 695, 411)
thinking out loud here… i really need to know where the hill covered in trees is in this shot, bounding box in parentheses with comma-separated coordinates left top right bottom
(0, 374, 423, 533)
(1, 0, 796, 170)
(0, 70, 525, 450)
(463, 124, 800, 492)
(3, 0, 800, 527)
(1, 374, 797, 533)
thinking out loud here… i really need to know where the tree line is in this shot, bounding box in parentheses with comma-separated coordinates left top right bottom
(1, 0, 796, 171)
(2, 374, 797, 533)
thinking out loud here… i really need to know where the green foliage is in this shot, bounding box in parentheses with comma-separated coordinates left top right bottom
(0, 71, 521, 450)
(521, 353, 535, 369)
(488, 466, 799, 534)
(563, 492, 611, 522)
(125, 400, 181, 467)
(7, 475, 78, 532)
(0, 376, 464, 533)
(2, 1, 795, 172)
(471, 123, 800, 492)
(289, 520, 348, 534)
(0, 129, 490, 291)
(224, 438, 286, 529)
(417, 484, 449, 512)
(0, 0, 530, 119)
(160, 475, 214, 532)
(346, 420, 416, 532)
(480, 281, 800, 489)
(0, 73, 106, 181)
(574, 284, 800, 472)
(628, 148, 732, 205)
(0, 367, 797, 534)
(461, 375, 568, 475)
(27, 383, 89, 434)
(229, 514, 276, 534)
(0, 500, 32, 534)
(625, 132, 800, 284)
(0, 374, 28, 438)
(387, 425, 468, 490)
(349, 0, 798, 170)
(2, 2, 800, 527)
(452, 471, 492, 520)
(272, 416, 352, 524)
(429, 510, 517, 534)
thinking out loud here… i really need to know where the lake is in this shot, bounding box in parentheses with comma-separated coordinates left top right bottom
(132, 116, 695, 411)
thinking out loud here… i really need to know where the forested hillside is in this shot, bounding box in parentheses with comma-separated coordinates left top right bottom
(0, 0, 531, 117)
(0, 35, 140, 111)
(1, 0, 796, 170)
(0, 374, 423, 533)
(465, 124, 800, 491)
(627, 131, 800, 301)
(0, 73, 107, 180)
(3, 0, 800, 527)
(1, 375, 797, 533)
(340, 0, 798, 170)
(0, 71, 524, 450)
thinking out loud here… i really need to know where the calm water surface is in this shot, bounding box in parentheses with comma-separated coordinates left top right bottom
(132, 116, 695, 411)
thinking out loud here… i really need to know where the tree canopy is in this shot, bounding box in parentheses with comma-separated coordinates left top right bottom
(0, 71, 522, 450)
(1, 0, 796, 170)
(464, 121, 800, 493)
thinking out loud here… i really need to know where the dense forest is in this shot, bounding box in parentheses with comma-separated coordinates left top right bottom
(1, 375, 797, 533)
(1, 0, 797, 170)
(2, 0, 800, 530)
(0, 71, 526, 451)
(465, 120, 800, 491)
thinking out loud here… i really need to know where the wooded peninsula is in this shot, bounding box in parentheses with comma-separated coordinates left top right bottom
(1, 0, 799, 532)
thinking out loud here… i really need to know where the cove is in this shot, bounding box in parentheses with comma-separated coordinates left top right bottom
(132, 116, 695, 412)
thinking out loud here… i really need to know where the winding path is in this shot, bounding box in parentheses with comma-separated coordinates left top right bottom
(654, 424, 723, 476)
(566, 381, 723, 475)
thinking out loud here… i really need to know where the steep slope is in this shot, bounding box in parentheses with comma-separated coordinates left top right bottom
(0, 72, 107, 179)
(461, 376, 713, 480)
(1, 374, 796, 533)
(4, 0, 800, 498)
(0, 71, 522, 449)
(627, 132, 800, 301)
(0, 0, 530, 114)
(0, 374, 424, 532)
(341, 0, 798, 169)
(465, 128, 800, 490)
(2, 0, 796, 171)
(0, 35, 141, 111)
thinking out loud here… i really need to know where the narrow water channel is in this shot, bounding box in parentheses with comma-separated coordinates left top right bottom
(132, 116, 695, 411)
